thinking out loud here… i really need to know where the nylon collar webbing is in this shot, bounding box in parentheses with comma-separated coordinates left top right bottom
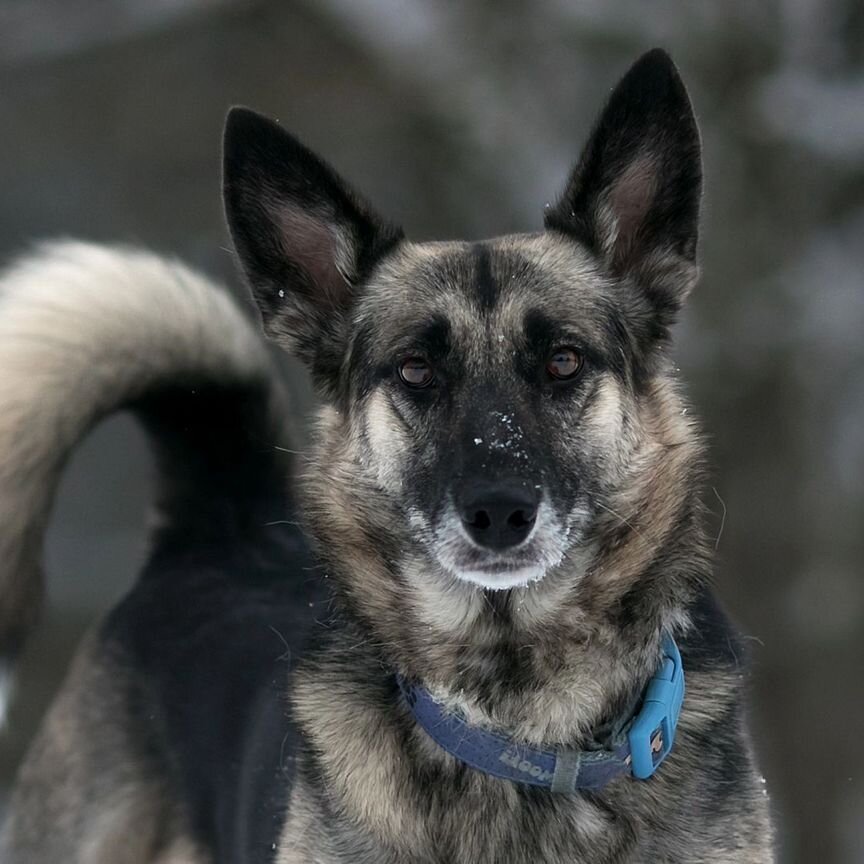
(397, 635, 685, 793)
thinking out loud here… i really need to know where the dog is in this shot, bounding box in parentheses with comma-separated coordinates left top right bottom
(0, 49, 773, 862)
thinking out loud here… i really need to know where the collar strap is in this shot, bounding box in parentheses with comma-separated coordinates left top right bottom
(397, 635, 684, 793)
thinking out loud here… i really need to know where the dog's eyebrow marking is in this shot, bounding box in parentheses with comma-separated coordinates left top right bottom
(523, 308, 557, 348)
(471, 243, 499, 311)
(524, 307, 610, 371)
(408, 313, 452, 357)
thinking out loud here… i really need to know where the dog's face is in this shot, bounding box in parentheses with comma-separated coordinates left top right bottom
(224, 49, 701, 596)
(343, 235, 643, 590)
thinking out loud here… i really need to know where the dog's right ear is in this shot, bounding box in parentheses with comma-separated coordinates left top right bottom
(223, 108, 403, 393)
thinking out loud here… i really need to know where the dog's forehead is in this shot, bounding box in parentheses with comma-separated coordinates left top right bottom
(360, 234, 612, 350)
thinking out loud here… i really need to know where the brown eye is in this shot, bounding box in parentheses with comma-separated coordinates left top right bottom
(399, 356, 434, 388)
(545, 347, 582, 381)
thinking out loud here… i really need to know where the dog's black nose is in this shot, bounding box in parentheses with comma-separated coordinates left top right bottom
(459, 482, 538, 550)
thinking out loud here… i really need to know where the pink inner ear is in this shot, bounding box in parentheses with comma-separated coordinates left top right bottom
(607, 152, 658, 258)
(273, 200, 352, 304)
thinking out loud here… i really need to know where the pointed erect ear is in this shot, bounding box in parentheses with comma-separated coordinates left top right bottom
(223, 107, 403, 391)
(545, 49, 702, 326)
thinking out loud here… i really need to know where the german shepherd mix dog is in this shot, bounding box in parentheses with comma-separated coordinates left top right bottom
(0, 50, 773, 862)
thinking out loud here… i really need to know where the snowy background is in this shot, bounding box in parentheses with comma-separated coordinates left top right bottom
(0, 1, 862, 860)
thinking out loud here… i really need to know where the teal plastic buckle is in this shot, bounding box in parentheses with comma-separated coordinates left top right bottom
(627, 635, 685, 780)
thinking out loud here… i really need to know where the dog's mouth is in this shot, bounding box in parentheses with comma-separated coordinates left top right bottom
(446, 560, 550, 590)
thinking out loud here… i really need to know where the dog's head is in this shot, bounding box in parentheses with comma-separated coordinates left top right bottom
(224, 50, 702, 607)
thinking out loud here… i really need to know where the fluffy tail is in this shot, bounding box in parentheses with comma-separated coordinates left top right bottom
(0, 241, 292, 676)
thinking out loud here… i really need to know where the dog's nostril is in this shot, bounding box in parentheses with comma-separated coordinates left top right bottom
(507, 508, 536, 530)
(467, 510, 491, 530)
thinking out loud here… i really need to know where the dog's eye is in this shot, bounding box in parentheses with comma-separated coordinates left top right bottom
(398, 357, 435, 388)
(545, 347, 582, 381)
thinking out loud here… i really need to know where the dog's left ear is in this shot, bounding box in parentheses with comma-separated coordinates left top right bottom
(545, 49, 702, 326)
(223, 107, 403, 394)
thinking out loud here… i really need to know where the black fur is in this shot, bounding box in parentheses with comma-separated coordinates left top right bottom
(103, 521, 322, 863)
(471, 243, 500, 311)
(133, 383, 288, 543)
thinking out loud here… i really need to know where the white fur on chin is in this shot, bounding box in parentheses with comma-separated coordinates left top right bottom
(453, 565, 548, 590)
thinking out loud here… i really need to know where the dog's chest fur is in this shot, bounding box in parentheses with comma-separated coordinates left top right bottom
(270, 631, 771, 864)
(279, 657, 622, 863)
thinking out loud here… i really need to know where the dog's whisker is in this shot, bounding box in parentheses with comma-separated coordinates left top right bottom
(279, 727, 294, 772)
(594, 501, 646, 542)
(711, 486, 727, 551)
(272, 444, 305, 456)
(268, 625, 292, 663)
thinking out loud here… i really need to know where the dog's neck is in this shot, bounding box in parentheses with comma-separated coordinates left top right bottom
(303, 529, 702, 746)
(396, 537, 694, 744)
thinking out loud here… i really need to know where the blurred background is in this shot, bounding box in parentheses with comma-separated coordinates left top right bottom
(0, 1, 862, 860)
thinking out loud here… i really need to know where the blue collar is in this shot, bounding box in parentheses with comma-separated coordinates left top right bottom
(397, 635, 684, 793)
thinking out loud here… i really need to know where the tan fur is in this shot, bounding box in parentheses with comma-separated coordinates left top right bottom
(287, 668, 615, 860)
(284, 681, 772, 862)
